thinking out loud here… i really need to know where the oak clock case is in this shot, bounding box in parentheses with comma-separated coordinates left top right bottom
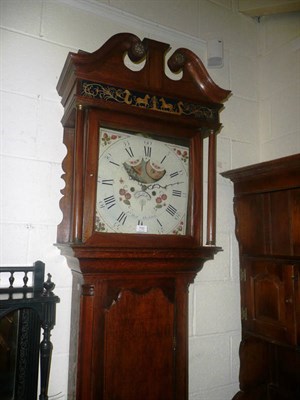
(56, 33, 230, 400)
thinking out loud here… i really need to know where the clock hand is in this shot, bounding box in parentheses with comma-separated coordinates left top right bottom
(123, 163, 184, 191)
(144, 181, 185, 190)
(140, 198, 146, 211)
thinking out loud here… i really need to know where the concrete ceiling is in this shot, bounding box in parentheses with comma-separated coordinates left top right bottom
(238, 0, 300, 17)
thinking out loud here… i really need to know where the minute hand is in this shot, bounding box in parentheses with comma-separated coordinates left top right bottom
(145, 181, 184, 190)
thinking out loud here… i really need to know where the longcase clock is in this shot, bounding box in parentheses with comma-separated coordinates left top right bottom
(56, 33, 230, 400)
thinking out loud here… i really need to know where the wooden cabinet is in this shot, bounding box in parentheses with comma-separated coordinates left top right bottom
(222, 154, 300, 400)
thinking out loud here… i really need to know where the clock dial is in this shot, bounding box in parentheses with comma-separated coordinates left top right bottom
(95, 128, 189, 235)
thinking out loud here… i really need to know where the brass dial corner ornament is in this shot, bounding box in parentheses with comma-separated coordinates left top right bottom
(95, 128, 189, 235)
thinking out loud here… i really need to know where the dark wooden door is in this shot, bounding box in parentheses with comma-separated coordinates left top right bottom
(242, 257, 298, 346)
(76, 275, 189, 400)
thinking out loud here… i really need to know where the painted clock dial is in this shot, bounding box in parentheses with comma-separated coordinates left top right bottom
(95, 127, 189, 235)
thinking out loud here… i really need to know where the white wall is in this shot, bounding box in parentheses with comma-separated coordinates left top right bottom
(258, 11, 300, 159)
(1, 0, 298, 399)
